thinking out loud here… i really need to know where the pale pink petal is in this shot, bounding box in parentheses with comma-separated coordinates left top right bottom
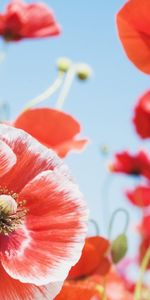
(0, 140, 16, 177)
(1, 170, 88, 286)
(0, 124, 67, 192)
(0, 263, 62, 300)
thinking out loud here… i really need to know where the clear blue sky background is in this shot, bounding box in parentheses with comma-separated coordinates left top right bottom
(0, 0, 150, 270)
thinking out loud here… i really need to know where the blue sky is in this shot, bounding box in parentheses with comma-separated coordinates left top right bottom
(0, 0, 150, 258)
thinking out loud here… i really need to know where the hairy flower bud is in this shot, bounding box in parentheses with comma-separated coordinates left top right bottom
(76, 63, 92, 80)
(57, 57, 72, 72)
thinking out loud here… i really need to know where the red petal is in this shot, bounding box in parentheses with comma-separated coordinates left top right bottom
(54, 139, 88, 158)
(133, 91, 150, 139)
(110, 150, 150, 178)
(68, 236, 110, 279)
(94, 257, 111, 276)
(140, 215, 150, 238)
(1, 0, 60, 40)
(1, 169, 88, 286)
(14, 108, 83, 146)
(126, 185, 150, 207)
(139, 237, 150, 269)
(0, 124, 65, 193)
(19, 2, 61, 37)
(116, 0, 150, 74)
(55, 279, 101, 300)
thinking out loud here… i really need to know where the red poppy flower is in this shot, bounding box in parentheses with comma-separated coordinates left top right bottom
(116, 0, 150, 74)
(55, 278, 102, 300)
(55, 270, 134, 300)
(0, 124, 88, 300)
(0, 0, 61, 41)
(104, 271, 134, 300)
(126, 185, 150, 207)
(55, 236, 111, 300)
(13, 108, 88, 158)
(133, 91, 150, 139)
(109, 150, 150, 179)
(68, 236, 111, 279)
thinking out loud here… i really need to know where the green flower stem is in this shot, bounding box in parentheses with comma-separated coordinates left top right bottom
(108, 208, 130, 240)
(55, 64, 77, 110)
(134, 247, 150, 300)
(24, 71, 64, 110)
(89, 218, 100, 235)
(0, 41, 9, 64)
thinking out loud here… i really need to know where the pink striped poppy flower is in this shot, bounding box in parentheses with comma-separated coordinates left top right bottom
(0, 124, 88, 300)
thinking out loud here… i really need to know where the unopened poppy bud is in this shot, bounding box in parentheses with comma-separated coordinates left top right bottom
(76, 63, 92, 80)
(57, 57, 72, 73)
(111, 233, 128, 264)
(0, 195, 17, 215)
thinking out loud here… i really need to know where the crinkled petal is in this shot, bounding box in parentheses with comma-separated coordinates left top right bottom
(1, 169, 88, 286)
(68, 236, 110, 279)
(0, 124, 67, 193)
(0, 263, 62, 300)
(54, 139, 88, 158)
(14, 108, 82, 147)
(126, 185, 150, 207)
(2, 0, 61, 39)
(0, 140, 16, 177)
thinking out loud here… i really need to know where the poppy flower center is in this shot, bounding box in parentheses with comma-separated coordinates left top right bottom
(3, 30, 21, 42)
(0, 190, 27, 235)
(131, 168, 140, 176)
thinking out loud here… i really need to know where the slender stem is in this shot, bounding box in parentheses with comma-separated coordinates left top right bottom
(0, 41, 8, 64)
(134, 247, 150, 300)
(101, 278, 107, 300)
(89, 218, 100, 235)
(108, 208, 130, 240)
(24, 72, 64, 110)
(55, 64, 77, 110)
(101, 174, 113, 235)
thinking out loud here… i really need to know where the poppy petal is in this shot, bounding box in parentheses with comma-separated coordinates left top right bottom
(126, 185, 150, 207)
(55, 279, 101, 300)
(133, 91, 150, 139)
(0, 263, 62, 300)
(1, 169, 88, 286)
(13, 108, 81, 146)
(20, 3, 61, 37)
(116, 0, 150, 74)
(0, 140, 16, 177)
(0, 0, 61, 40)
(0, 124, 66, 193)
(54, 139, 88, 158)
(68, 236, 110, 279)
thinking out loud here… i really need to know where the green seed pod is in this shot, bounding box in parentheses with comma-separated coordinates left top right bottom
(111, 233, 128, 264)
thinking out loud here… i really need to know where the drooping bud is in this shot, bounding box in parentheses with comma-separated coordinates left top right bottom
(76, 63, 92, 80)
(111, 233, 128, 264)
(0, 195, 17, 215)
(56, 57, 72, 73)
